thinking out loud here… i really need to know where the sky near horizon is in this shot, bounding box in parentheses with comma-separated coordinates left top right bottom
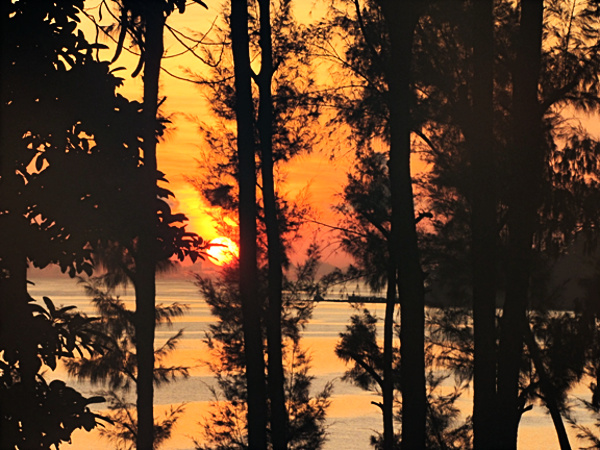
(79, 0, 600, 271)
(80, 0, 600, 272)
(80, 0, 366, 268)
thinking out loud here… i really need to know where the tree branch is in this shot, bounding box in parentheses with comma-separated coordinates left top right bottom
(347, 350, 384, 388)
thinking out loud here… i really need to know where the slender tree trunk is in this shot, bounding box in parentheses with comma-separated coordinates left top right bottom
(468, 1, 498, 448)
(256, 0, 288, 448)
(523, 324, 572, 450)
(378, 2, 426, 447)
(135, 4, 165, 448)
(231, 1, 268, 448)
(496, 1, 544, 448)
(134, 258, 156, 450)
(382, 259, 397, 449)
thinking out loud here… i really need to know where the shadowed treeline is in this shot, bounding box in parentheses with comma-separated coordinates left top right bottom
(318, 0, 600, 449)
(1, 1, 204, 448)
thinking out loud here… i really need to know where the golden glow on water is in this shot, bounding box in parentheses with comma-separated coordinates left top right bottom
(303, 336, 349, 373)
(31, 276, 598, 450)
(328, 394, 382, 418)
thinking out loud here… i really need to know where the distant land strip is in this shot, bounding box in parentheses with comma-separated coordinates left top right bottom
(313, 295, 388, 303)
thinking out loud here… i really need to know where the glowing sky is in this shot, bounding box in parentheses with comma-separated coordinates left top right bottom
(76, 0, 600, 273)
(82, 1, 358, 267)
(78, 0, 443, 270)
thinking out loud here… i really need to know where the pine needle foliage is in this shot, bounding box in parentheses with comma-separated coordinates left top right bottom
(66, 277, 190, 449)
(194, 247, 333, 450)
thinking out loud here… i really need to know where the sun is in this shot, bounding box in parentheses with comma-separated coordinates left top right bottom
(206, 237, 239, 266)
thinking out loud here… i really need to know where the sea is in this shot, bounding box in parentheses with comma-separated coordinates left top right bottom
(25, 273, 596, 450)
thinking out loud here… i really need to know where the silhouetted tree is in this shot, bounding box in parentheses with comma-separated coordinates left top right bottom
(415, 1, 600, 447)
(335, 306, 472, 450)
(256, 0, 288, 445)
(193, 246, 332, 449)
(88, 2, 207, 447)
(0, 295, 105, 449)
(0, 1, 151, 446)
(465, 1, 498, 446)
(230, 0, 268, 447)
(367, 0, 429, 441)
(321, 1, 600, 448)
(334, 149, 397, 446)
(187, 1, 319, 445)
(566, 256, 600, 445)
(66, 277, 189, 449)
(333, 150, 473, 449)
(316, 1, 430, 446)
(495, 3, 545, 447)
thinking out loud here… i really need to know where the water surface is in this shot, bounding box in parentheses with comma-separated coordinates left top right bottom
(26, 274, 595, 449)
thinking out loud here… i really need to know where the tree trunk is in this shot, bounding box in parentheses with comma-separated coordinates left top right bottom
(134, 257, 157, 450)
(382, 259, 397, 449)
(379, 3, 426, 447)
(468, 1, 498, 448)
(496, 1, 544, 448)
(256, 0, 288, 448)
(523, 324, 572, 450)
(230, 0, 268, 448)
(135, 4, 165, 448)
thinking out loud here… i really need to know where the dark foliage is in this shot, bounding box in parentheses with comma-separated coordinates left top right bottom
(335, 306, 472, 449)
(66, 278, 189, 449)
(0, 296, 105, 449)
(194, 247, 332, 449)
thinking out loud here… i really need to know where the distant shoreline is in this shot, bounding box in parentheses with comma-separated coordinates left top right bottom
(314, 295, 388, 304)
(314, 295, 578, 312)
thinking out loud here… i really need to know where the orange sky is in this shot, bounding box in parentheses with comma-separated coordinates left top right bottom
(77, 0, 600, 272)
(82, 1, 360, 268)
(80, 1, 435, 269)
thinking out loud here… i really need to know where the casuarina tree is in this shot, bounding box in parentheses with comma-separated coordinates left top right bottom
(87, 2, 207, 447)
